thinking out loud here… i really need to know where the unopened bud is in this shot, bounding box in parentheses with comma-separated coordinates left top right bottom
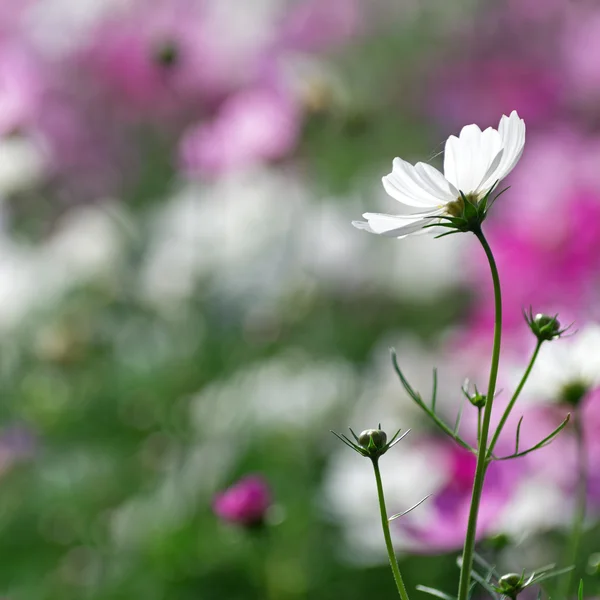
(468, 392, 486, 408)
(358, 429, 387, 454)
(497, 573, 525, 599)
(525, 310, 562, 342)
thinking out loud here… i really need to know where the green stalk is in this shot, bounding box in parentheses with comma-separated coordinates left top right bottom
(487, 339, 543, 457)
(559, 408, 587, 598)
(457, 228, 502, 600)
(371, 458, 411, 600)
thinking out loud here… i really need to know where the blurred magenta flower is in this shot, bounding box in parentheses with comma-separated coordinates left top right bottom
(467, 130, 600, 334)
(213, 475, 272, 526)
(562, 9, 600, 103)
(353, 112, 525, 239)
(430, 59, 560, 129)
(179, 86, 300, 177)
(581, 390, 600, 505)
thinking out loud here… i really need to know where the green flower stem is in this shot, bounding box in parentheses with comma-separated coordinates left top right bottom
(559, 408, 587, 598)
(457, 228, 502, 600)
(371, 458, 410, 600)
(487, 339, 543, 457)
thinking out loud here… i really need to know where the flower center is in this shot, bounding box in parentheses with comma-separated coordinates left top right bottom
(561, 379, 589, 406)
(445, 193, 479, 217)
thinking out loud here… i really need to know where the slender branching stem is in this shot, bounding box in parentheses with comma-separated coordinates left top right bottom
(371, 458, 411, 600)
(457, 227, 502, 600)
(487, 339, 543, 456)
(559, 408, 587, 598)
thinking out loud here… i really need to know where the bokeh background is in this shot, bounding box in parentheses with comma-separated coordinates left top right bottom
(1, 0, 600, 598)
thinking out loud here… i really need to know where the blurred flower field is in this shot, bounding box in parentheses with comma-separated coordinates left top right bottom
(0, 1, 600, 599)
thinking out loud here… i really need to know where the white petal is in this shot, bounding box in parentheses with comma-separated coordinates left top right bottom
(414, 162, 457, 201)
(351, 219, 375, 233)
(359, 211, 439, 238)
(443, 125, 503, 194)
(382, 158, 449, 208)
(480, 111, 526, 190)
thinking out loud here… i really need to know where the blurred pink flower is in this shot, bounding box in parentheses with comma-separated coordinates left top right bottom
(179, 86, 300, 177)
(430, 59, 560, 130)
(505, 0, 568, 23)
(277, 0, 362, 52)
(0, 43, 45, 135)
(78, 0, 262, 118)
(213, 475, 272, 527)
(562, 8, 600, 102)
(397, 441, 520, 551)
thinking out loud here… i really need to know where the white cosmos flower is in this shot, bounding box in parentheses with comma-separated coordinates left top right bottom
(353, 111, 526, 238)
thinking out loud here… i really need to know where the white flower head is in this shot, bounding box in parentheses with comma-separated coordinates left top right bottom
(353, 111, 525, 238)
(524, 323, 600, 405)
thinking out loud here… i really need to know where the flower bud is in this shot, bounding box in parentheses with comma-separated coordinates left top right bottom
(525, 310, 562, 342)
(468, 392, 486, 408)
(497, 573, 525, 599)
(358, 429, 388, 458)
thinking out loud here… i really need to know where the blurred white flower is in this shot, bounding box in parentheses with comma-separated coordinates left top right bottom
(141, 168, 469, 315)
(520, 323, 600, 404)
(0, 202, 125, 330)
(0, 135, 46, 195)
(191, 351, 357, 434)
(353, 111, 525, 238)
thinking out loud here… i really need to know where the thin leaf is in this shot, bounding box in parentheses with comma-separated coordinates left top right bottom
(331, 431, 361, 452)
(434, 230, 461, 240)
(488, 184, 510, 209)
(348, 428, 360, 443)
(578, 579, 584, 600)
(515, 415, 524, 454)
(529, 565, 574, 585)
(454, 393, 466, 435)
(495, 414, 570, 460)
(472, 552, 497, 577)
(415, 586, 457, 600)
(388, 429, 411, 449)
(431, 368, 438, 413)
(391, 350, 477, 453)
(389, 494, 432, 521)
(388, 427, 403, 445)
(468, 570, 500, 599)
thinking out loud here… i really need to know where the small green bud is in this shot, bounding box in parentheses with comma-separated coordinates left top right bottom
(358, 429, 387, 455)
(524, 309, 565, 342)
(469, 392, 486, 408)
(332, 425, 406, 459)
(561, 380, 588, 407)
(533, 313, 561, 340)
(497, 573, 525, 599)
(461, 380, 486, 408)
